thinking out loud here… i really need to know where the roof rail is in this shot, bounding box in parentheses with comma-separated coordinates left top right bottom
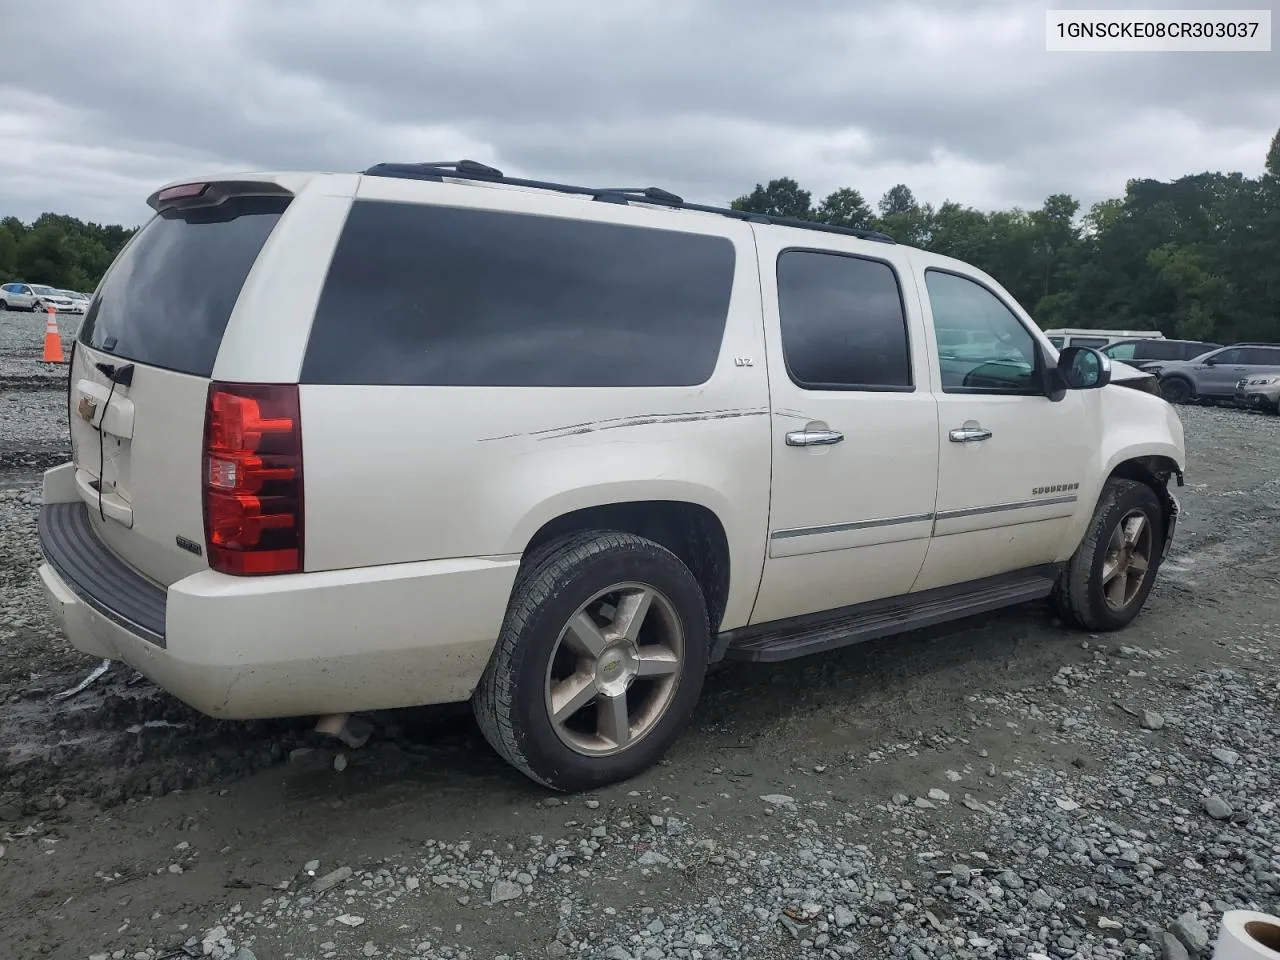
(360, 161, 897, 244)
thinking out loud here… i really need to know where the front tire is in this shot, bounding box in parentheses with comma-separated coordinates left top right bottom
(473, 530, 709, 792)
(1055, 479, 1165, 632)
(1159, 376, 1194, 404)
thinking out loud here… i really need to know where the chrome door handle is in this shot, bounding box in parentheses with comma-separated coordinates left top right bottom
(786, 429, 844, 447)
(949, 425, 992, 443)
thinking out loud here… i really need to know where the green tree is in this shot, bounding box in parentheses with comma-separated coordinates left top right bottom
(730, 178, 814, 220)
(0, 212, 135, 290)
(726, 125, 1280, 342)
(816, 187, 872, 230)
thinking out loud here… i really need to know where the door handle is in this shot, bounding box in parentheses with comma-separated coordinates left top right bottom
(786, 429, 844, 447)
(949, 425, 992, 443)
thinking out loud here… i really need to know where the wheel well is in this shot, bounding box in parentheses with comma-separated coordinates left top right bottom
(1108, 456, 1181, 521)
(525, 501, 731, 633)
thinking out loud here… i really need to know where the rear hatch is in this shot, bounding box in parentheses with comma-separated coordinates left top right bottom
(69, 183, 292, 586)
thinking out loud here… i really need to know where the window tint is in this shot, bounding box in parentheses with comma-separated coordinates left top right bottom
(79, 196, 289, 376)
(924, 270, 1038, 393)
(1104, 342, 1137, 360)
(1241, 347, 1280, 365)
(302, 202, 735, 387)
(1136, 340, 1178, 360)
(1068, 336, 1109, 349)
(1210, 348, 1244, 364)
(775, 251, 911, 390)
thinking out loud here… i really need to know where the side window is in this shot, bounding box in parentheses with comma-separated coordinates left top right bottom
(1242, 347, 1280, 365)
(1105, 342, 1138, 361)
(1070, 336, 1109, 349)
(923, 270, 1038, 394)
(775, 251, 911, 390)
(302, 202, 736, 387)
(1210, 348, 1243, 364)
(1140, 341, 1177, 360)
(1048, 336, 1065, 348)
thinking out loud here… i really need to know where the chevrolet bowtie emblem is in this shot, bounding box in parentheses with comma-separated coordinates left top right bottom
(77, 396, 98, 422)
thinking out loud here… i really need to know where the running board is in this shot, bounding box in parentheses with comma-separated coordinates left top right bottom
(716, 565, 1061, 663)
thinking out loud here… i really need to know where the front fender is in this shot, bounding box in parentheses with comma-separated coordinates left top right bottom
(1056, 388, 1185, 561)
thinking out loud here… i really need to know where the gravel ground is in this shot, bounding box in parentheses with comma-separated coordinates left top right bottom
(0, 316, 1277, 960)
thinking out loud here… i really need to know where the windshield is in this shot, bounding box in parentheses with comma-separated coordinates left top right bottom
(32, 285, 55, 295)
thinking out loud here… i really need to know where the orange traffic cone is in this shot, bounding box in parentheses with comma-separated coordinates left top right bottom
(42, 306, 65, 363)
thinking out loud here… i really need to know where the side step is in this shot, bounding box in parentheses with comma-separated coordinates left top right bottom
(717, 565, 1061, 663)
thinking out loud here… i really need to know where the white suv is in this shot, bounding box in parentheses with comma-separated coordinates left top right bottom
(37, 162, 1186, 792)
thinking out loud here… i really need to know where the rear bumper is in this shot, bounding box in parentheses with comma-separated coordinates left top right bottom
(38, 496, 519, 719)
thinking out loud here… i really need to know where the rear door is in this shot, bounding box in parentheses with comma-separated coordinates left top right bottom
(68, 185, 296, 585)
(1240, 346, 1280, 378)
(751, 231, 939, 625)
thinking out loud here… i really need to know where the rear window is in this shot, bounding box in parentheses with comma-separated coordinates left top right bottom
(78, 196, 289, 377)
(301, 201, 736, 387)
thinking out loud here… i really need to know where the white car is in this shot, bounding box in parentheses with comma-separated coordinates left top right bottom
(37, 163, 1186, 791)
(0, 281, 77, 312)
(54, 289, 90, 314)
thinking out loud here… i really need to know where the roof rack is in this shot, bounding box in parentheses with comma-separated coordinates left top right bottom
(361, 161, 896, 244)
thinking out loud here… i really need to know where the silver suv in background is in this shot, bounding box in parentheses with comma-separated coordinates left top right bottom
(1153, 343, 1280, 404)
(1235, 373, 1280, 413)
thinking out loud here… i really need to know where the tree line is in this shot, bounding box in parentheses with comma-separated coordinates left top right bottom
(732, 128, 1280, 344)
(0, 215, 136, 293)
(2, 128, 1276, 344)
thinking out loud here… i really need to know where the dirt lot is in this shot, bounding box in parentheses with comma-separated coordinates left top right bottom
(1, 312, 1278, 960)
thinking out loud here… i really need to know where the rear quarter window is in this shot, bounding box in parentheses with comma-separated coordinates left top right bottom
(301, 201, 737, 387)
(79, 196, 289, 377)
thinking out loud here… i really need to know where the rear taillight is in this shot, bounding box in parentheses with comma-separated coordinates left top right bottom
(202, 382, 303, 575)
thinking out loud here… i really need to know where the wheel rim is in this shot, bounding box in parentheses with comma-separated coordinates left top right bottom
(1101, 509, 1153, 611)
(1162, 379, 1189, 402)
(543, 581, 685, 758)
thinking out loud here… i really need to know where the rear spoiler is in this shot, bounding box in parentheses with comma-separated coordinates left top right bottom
(146, 180, 294, 214)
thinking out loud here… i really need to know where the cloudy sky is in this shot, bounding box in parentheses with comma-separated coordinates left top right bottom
(0, 0, 1275, 226)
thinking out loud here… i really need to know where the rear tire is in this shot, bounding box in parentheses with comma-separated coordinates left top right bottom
(1159, 376, 1194, 404)
(1055, 479, 1165, 632)
(473, 530, 710, 792)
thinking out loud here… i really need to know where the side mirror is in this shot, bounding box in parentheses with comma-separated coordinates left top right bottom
(1202, 356, 1218, 365)
(1056, 346, 1111, 390)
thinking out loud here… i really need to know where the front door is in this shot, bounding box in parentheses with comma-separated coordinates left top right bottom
(1195, 347, 1250, 397)
(751, 233, 939, 625)
(910, 259, 1095, 592)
